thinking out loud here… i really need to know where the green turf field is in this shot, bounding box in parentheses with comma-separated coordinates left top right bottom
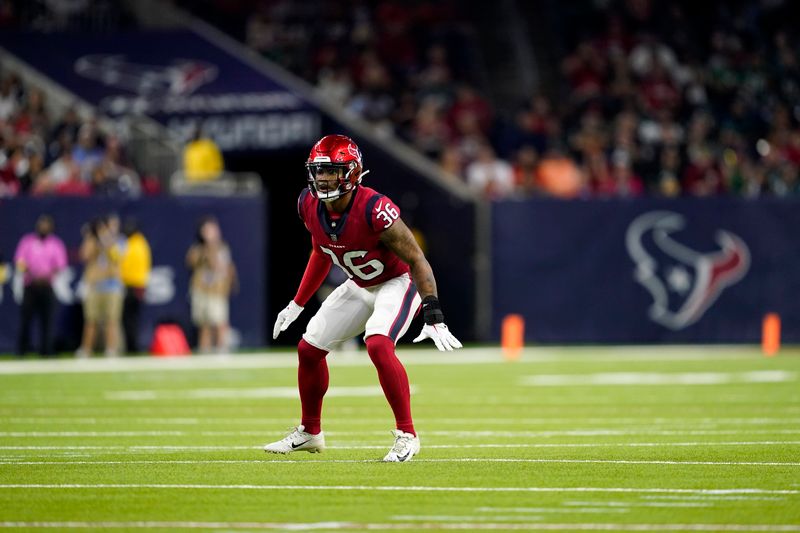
(0, 346, 799, 531)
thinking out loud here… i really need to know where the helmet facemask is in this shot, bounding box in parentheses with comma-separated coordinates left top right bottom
(306, 160, 363, 202)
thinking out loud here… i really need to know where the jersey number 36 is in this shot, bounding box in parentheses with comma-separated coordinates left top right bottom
(319, 246, 384, 281)
(376, 203, 399, 229)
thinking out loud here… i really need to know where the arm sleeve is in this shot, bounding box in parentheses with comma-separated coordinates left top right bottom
(293, 246, 331, 307)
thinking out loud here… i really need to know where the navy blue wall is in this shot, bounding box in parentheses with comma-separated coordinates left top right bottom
(492, 198, 800, 343)
(0, 196, 266, 352)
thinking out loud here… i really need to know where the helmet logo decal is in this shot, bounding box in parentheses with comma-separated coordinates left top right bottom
(306, 135, 364, 201)
(625, 211, 750, 330)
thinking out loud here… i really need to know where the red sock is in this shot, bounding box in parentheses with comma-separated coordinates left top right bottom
(297, 338, 328, 435)
(365, 335, 416, 436)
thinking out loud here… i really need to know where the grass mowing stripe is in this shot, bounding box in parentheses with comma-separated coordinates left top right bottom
(2, 441, 800, 451)
(0, 346, 770, 375)
(2, 458, 799, 466)
(3, 429, 800, 437)
(4, 417, 800, 425)
(1, 522, 799, 531)
(2, 347, 798, 527)
(1, 484, 798, 494)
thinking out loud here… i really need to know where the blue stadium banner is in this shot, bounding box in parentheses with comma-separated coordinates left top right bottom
(0, 30, 320, 153)
(0, 196, 267, 353)
(492, 198, 800, 343)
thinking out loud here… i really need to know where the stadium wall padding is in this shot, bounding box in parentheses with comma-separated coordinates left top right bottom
(491, 197, 800, 343)
(0, 196, 266, 353)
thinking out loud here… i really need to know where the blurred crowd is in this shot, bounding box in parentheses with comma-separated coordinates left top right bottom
(234, 0, 800, 199)
(0, 71, 158, 198)
(10, 213, 236, 358)
(535, 0, 800, 199)
(4, 0, 799, 201)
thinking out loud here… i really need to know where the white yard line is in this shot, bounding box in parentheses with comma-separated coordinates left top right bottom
(1, 441, 799, 451)
(104, 385, 410, 401)
(0, 431, 186, 437)
(390, 515, 547, 522)
(563, 501, 711, 508)
(1, 522, 799, 531)
(475, 507, 629, 514)
(0, 346, 768, 375)
(0, 484, 797, 495)
(3, 429, 800, 437)
(1, 458, 799, 467)
(641, 495, 786, 502)
(2, 416, 800, 426)
(213, 429, 800, 437)
(330, 441, 800, 449)
(521, 371, 796, 387)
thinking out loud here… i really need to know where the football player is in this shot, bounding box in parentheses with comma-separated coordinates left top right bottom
(265, 134, 462, 462)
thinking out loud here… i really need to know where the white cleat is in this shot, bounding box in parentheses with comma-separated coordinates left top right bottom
(263, 425, 325, 454)
(382, 429, 420, 462)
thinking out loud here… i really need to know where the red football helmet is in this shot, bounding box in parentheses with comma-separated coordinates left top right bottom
(305, 134, 369, 202)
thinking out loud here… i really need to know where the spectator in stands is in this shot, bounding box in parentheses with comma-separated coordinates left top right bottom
(72, 123, 104, 179)
(561, 42, 606, 106)
(0, 75, 20, 121)
(512, 146, 541, 195)
(536, 150, 586, 199)
(774, 163, 800, 196)
(347, 51, 395, 135)
(50, 106, 82, 152)
(316, 66, 353, 107)
(32, 141, 86, 195)
(76, 214, 124, 358)
(14, 214, 67, 357)
(466, 143, 515, 199)
(683, 145, 724, 196)
(0, 147, 22, 196)
(15, 88, 49, 141)
(447, 84, 493, 137)
(18, 149, 45, 194)
(0, 65, 156, 198)
(655, 145, 682, 197)
(416, 44, 455, 108)
(90, 149, 141, 198)
(451, 111, 488, 167)
(608, 153, 645, 198)
(186, 217, 237, 353)
(120, 217, 151, 354)
(438, 145, 465, 181)
(182, 0, 800, 200)
(507, 95, 559, 156)
(182, 125, 223, 181)
(412, 100, 450, 159)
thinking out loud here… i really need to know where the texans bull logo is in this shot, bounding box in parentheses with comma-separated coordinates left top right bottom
(625, 211, 750, 330)
(74, 54, 218, 96)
